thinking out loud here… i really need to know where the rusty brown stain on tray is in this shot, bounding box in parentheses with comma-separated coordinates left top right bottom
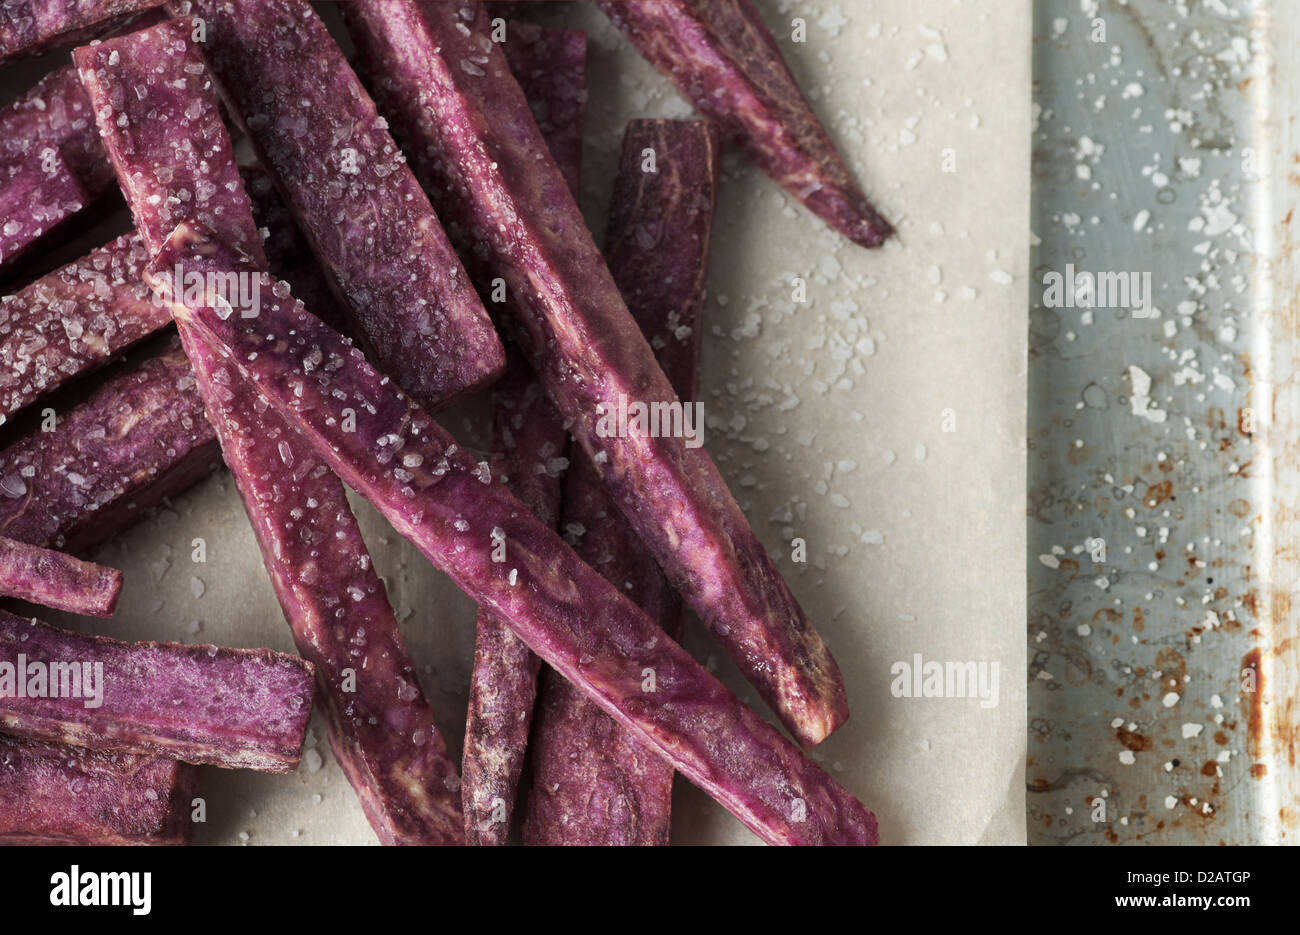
(1116, 727, 1152, 753)
(1241, 647, 1264, 770)
(1155, 647, 1187, 688)
(1143, 480, 1174, 508)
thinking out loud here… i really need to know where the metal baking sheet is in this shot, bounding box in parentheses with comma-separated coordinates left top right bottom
(1028, 0, 1297, 844)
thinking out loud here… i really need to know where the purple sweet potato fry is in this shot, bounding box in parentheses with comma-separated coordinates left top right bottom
(0, 150, 88, 269)
(462, 355, 568, 844)
(0, 733, 194, 844)
(0, 232, 169, 424)
(0, 12, 166, 272)
(0, 338, 219, 554)
(602, 119, 716, 403)
(524, 118, 717, 846)
(79, 15, 464, 843)
(524, 445, 682, 845)
(460, 24, 583, 846)
(242, 166, 351, 338)
(178, 327, 465, 844)
(500, 22, 587, 197)
(0, 610, 314, 770)
(0, 534, 122, 617)
(0, 0, 167, 60)
(343, 0, 847, 747)
(0, 65, 115, 196)
(73, 16, 267, 267)
(146, 226, 877, 845)
(171, 0, 505, 411)
(596, 0, 891, 248)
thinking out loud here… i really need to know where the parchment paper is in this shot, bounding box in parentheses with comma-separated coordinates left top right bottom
(14, 0, 1030, 845)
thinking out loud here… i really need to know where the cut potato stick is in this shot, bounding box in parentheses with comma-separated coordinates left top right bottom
(146, 226, 877, 845)
(596, 0, 891, 248)
(0, 610, 314, 770)
(343, 0, 846, 746)
(0, 0, 167, 59)
(525, 118, 716, 846)
(461, 22, 584, 846)
(0, 151, 88, 269)
(181, 327, 464, 843)
(500, 21, 587, 197)
(0, 10, 170, 272)
(243, 166, 351, 339)
(0, 733, 195, 844)
(0, 66, 114, 201)
(171, 0, 505, 410)
(0, 534, 122, 617)
(79, 15, 465, 844)
(0, 178, 350, 428)
(0, 338, 219, 554)
(0, 232, 167, 424)
(463, 355, 568, 844)
(73, 17, 267, 267)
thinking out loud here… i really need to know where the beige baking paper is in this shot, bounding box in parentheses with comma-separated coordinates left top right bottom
(15, 0, 1029, 845)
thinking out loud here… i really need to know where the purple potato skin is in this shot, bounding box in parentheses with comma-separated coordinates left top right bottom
(0, 611, 314, 771)
(0, 338, 220, 554)
(79, 15, 464, 844)
(0, 175, 349, 430)
(462, 355, 567, 844)
(242, 166, 352, 339)
(597, 0, 891, 249)
(0, 7, 168, 271)
(524, 119, 717, 846)
(0, 66, 115, 197)
(341, 0, 847, 747)
(461, 23, 584, 846)
(0, 0, 167, 60)
(170, 0, 505, 412)
(0, 733, 194, 844)
(147, 226, 878, 845)
(0, 232, 169, 423)
(0, 151, 87, 269)
(73, 16, 268, 267)
(0, 535, 122, 617)
(499, 22, 586, 198)
(179, 327, 465, 844)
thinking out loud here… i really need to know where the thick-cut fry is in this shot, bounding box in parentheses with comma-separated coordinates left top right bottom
(146, 226, 878, 845)
(343, 0, 846, 746)
(0, 733, 194, 844)
(0, 175, 351, 428)
(0, 338, 219, 554)
(525, 119, 716, 846)
(171, 0, 505, 410)
(596, 0, 891, 248)
(461, 22, 584, 846)
(243, 166, 351, 338)
(73, 17, 266, 267)
(0, 610, 314, 771)
(500, 21, 587, 197)
(181, 328, 464, 843)
(0, 233, 166, 424)
(0, 152, 88, 269)
(0, 535, 122, 617)
(0, 66, 114, 199)
(0, 9, 170, 272)
(462, 356, 567, 844)
(79, 16, 465, 844)
(0, 0, 167, 59)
